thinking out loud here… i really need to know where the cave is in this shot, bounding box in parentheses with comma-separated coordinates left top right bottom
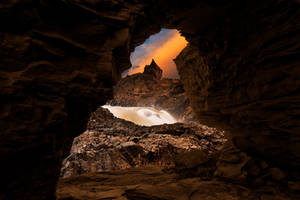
(58, 30, 226, 181)
(0, 0, 299, 199)
(59, 28, 195, 175)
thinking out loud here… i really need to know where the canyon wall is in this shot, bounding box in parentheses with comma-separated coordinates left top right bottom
(0, 0, 299, 199)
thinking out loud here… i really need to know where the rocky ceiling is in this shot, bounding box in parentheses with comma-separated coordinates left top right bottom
(0, 0, 299, 199)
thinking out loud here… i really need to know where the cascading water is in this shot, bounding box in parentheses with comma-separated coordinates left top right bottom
(102, 105, 177, 126)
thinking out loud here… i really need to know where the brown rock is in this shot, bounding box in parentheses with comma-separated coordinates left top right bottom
(174, 1, 300, 169)
(56, 166, 299, 200)
(269, 168, 286, 181)
(143, 59, 163, 80)
(288, 181, 300, 191)
(110, 63, 197, 122)
(214, 142, 250, 184)
(0, 0, 299, 199)
(60, 107, 225, 178)
(174, 150, 209, 169)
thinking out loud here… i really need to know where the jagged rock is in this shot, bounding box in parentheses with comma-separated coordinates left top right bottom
(0, 0, 299, 199)
(143, 59, 163, 80)
(60, 107, 225, 178)
(56, 166, 300, 200)
(174, 2, 300, 169)
(110, 63, 196, 122)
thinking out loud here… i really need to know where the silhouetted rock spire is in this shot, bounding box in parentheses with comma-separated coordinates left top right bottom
(143, 59, 163, 80)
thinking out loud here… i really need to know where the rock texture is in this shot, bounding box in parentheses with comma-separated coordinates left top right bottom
(110, 61, 196, 122)
(174, 0, 300, 170)
(0, 0, 135, 198)
(58, 140, 300, 200)
(0, 0, 299, 199)
(56, 166, 300, 200)
(60, 107, 225, 178)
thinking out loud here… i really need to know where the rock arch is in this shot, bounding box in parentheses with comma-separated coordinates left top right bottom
(0, 0, 299, 199)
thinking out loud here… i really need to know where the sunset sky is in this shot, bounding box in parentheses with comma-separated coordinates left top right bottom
(123, 29, 188, 79)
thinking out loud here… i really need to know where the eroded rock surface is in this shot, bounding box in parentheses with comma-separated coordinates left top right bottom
(110, 61, 196, 122)
(174, 1, 300, 170)
(60, 107, 225, 178)
(58, 141, 300, 200)
(0, 0, 299, 199)
(56, 166, 300, 200)
(0, 1, 144, 199)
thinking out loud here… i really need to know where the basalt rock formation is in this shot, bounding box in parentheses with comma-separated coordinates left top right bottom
(0, 0, 299, 199)
(60, 107, 225, 178)
(110, 60, 197, 121)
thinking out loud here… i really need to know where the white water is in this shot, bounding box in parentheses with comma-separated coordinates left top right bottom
(102, 105, 177, 126)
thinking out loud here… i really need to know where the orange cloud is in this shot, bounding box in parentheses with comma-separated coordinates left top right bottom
(128, 30, 188, 78)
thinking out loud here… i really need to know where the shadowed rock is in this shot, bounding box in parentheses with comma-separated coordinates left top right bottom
(56, 166, 300, 200)
(0, 0, 299, 199)
(143, 59, 163, 80)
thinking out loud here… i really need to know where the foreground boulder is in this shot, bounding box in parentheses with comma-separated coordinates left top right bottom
(60, 107, 225, 178)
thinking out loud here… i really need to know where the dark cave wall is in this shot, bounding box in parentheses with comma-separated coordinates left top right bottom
(0, 0, 299, 199)
(0, 1, 142, 199)
(174, 0, 300, 168)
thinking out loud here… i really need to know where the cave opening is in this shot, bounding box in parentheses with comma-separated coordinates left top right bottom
(124, 28, 188, 79)
(1, 0, 298, 199)
(59, 28, 226, 183)
(103, 28, 189, 126)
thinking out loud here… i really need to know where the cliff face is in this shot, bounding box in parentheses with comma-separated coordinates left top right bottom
(0, 0, 299, 199)
(110, 59, 197, 122)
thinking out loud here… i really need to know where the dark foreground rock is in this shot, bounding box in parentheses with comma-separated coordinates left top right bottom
(1, 0, 299, 199)
(60, 107, 225, 178)
(56, 166, 300, 200)
(110, 60, 196, 122)
(58, 138, 300, 199)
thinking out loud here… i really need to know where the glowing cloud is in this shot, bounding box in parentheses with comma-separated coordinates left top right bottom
(126, 29, 188, 79)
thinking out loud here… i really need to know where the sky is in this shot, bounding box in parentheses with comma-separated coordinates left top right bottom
(123, 29, 188, 79)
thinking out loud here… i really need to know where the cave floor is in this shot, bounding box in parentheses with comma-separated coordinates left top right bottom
(56, 166, 298, 200)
